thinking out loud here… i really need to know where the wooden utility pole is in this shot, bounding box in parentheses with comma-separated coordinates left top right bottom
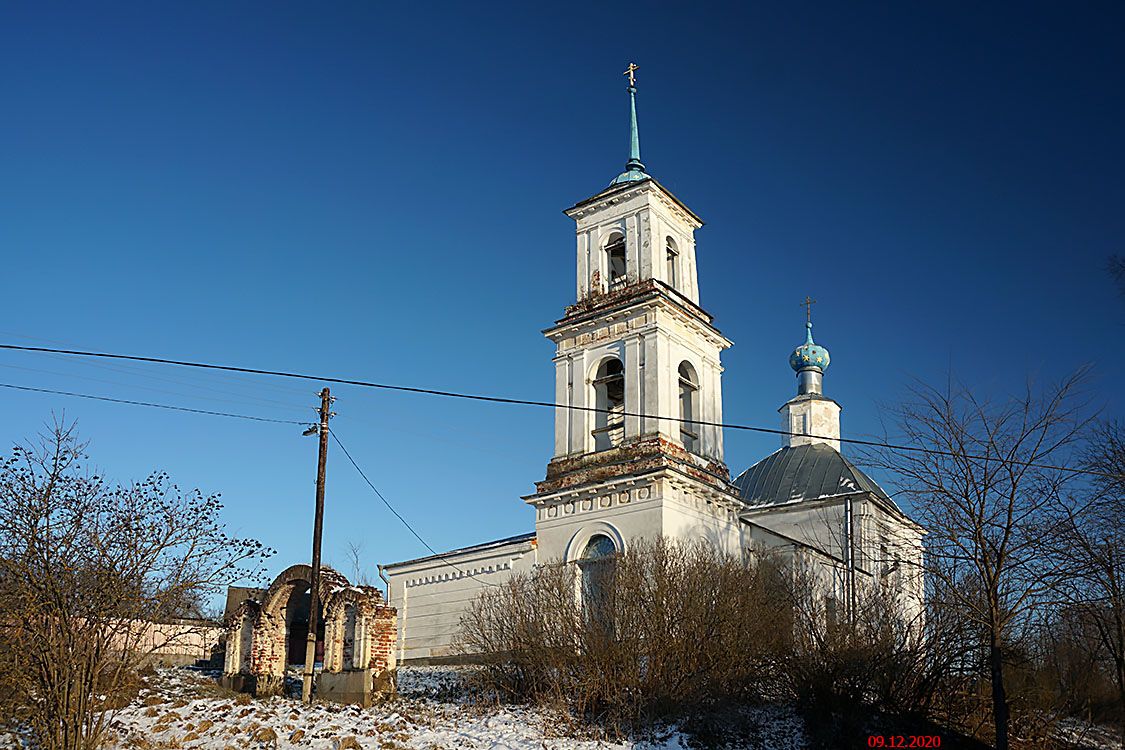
(302, 387, 332, 704)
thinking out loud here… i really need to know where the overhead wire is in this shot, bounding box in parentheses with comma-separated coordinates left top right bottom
(0, 329, 316, 403)
(0, 342, 1119, 481)
(0, 360, 311, 415)
(0, 377, 506, 583)
(328, 427, 501, 586)
(0, 382, 304, 425)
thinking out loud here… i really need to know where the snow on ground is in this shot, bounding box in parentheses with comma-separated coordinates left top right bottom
(0, 666, 808, 750)
(108, 667, 685, 750)
(1053, 718, 1123, 750)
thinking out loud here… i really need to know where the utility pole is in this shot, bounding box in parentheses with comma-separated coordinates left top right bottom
(844, 495, 856, 627)
(302, 387, 333, 704)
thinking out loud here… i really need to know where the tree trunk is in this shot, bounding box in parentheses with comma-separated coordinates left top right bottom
(989, 638, 1009, 750)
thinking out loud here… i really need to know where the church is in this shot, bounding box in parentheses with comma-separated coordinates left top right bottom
(382, 67, 925, 663)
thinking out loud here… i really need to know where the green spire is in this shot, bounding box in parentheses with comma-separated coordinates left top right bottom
(611, 62, 648, 186)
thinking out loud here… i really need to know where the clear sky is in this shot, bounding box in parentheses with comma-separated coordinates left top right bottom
(2, 2, 1123, 595)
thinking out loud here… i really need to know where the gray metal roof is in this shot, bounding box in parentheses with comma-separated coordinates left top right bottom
(381, 531, 536, 570)
(733, 443, 896, 509)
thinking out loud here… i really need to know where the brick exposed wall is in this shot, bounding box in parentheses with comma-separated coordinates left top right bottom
(223, 564, 398, 700)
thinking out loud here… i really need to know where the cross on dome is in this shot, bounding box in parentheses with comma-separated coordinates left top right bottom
(802, 295, 816, 325)
(623, 62, 638, 87)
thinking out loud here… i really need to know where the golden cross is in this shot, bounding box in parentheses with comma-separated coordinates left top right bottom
(802, 295, 817, 324)
(623, 62, 638, 87)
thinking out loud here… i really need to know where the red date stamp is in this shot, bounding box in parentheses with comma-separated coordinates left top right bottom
(866, 737, 941, 748)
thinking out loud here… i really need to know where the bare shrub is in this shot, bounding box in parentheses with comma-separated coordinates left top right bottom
(459, 538, 789, 732)
(0, 421, 273, 750)
(869, 372, 1091, 750)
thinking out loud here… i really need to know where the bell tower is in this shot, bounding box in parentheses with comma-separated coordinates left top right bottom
(525, 65, 744, 562)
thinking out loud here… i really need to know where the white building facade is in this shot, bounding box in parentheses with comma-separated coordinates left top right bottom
(382, 74, 924, 662)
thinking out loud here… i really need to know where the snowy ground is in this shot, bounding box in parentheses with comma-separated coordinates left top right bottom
(3, 666, 1120, 749)
(0, 666, 806, 750)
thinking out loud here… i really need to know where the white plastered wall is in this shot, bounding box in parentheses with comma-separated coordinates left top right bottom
(572, 183, 701, 304)
(532, 472, 743, 564)
(383, 537, 538, 663)
(549, 306, 727, 462)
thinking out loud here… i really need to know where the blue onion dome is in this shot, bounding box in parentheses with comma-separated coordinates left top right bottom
(789, 321, 831, 372)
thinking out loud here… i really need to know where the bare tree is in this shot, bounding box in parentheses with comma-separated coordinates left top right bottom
(0, 422, 272, 750)
(1050, 420, 1125, 744)
(871, 372, 1091, 750)
(343, 540, 375, 587)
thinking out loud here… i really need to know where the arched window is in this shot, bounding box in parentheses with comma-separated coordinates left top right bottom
(592, 358, 625, 451)
(605, 235, 627, 289)
(678, 361, 699, 453)
(665, 237, 679, 289)
(579, 534, 617, 628)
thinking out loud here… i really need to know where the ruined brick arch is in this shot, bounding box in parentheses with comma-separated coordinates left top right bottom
(323, 586, 378, 673)
(222, 564, 398, 703)
(253, 564, 351, 681)
(259, 564, 350, 619)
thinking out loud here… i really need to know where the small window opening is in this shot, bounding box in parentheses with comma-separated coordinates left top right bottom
(592, 359, 625, 451)
(606, 236, 627, 289)
(665, 237, 679, 289)
(678, 361, 699, 453)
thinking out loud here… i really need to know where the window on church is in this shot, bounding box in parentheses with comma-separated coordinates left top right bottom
(579, 534, 617, 631)
(605, 236, 627, 289)
(592, 358, 625, 451)
(825, 594, 839, 631)
(665, 237, 679, 289)
(678, 361, 700, 453)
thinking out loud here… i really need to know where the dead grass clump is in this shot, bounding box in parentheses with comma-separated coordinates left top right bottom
(336, 735, 362, 750)
(251, 727, 278, 747)
(128, 734, 155, 750)
(289, 729, 306, 743)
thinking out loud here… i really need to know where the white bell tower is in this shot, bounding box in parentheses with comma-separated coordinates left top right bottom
(525, 65, 744, 563)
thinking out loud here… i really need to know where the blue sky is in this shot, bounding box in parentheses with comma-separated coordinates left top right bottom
(2, 2, 1122, 593)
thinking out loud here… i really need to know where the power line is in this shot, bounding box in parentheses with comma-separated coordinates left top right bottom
(0, 360, 310, 415)
(1, 377, 478, 583)
(0, 342, 1119, 481)
(328, 427, 500, 587)
(0, 382, 305, 425)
